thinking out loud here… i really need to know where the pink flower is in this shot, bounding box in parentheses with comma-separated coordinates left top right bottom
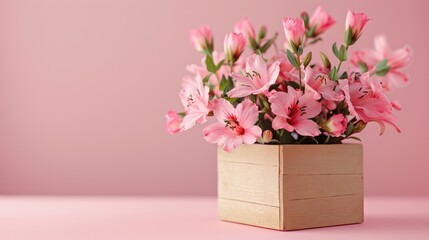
(269, 86, 322, 136)
(345, 10, 369, 45)
(228, 54, 280, 98)
(283, 17, 305, 48)
(187, 52, 229, 97)
(234, 17, 256, 40)
(303, 67, 344, 101)
(190, 25, 213, 52)
(224, 32, 246, 63)
(351, 35, 413, 91)
(339, 74, 400, 134)
(203, 99, 262, 152)
(321, 114, 347, 137)
(268, 53, 297, 82)
(309, 6, 335, 35)
(179, 72, 210, 131)
(165, 111, 183, 134)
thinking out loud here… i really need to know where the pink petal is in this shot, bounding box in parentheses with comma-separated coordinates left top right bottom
(266, 61, 281, 86)
(236, 99, 259, 128)
(246, 54, 268, 81)
(219, 134, 243, 152)
(227, 85, 255, 98)
(293, 118, 321, 136)
(212, 99, 235, 123)
(242, 126, 262, 144)
(203, 123, 229, 143)
(268, 91, 293, 118)
(374, 34, 390, 58)
(389, 46, 412, 69)
(231, 72, 256, 88)
(272, 116, 294, 132)
(297, 92, 322, 118)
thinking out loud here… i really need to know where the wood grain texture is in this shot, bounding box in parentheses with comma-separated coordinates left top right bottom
(282, 174, 363, 200)
(282, 194, 364, 230)
(281, 144, 363, 174)
(217, 143, 364, 231)
(218, 161, 279, 206)
(218, 198, 280, 230)
(218, 145, 279, 166)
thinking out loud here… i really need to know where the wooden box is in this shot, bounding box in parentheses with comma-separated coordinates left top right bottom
(217, 143, 363, 231)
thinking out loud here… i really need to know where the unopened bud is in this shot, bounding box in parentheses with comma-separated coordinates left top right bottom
(262, 130, 273, 143)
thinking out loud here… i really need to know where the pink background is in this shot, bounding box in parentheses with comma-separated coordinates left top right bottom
(0, 0, 427, 196)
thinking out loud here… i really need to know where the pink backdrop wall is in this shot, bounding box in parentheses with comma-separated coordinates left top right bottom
(0, 0, 427, 196)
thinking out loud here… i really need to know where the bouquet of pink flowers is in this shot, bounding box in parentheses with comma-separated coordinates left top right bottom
(166, 7, 412, 152)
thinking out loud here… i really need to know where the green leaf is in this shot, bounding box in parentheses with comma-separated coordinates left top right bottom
(177, 112, 186, 117)
(345, 27, 352, 46)
(338, 45, 347, 61)
(345, 122, 355, 136)
(329, 66, 338, 81)
(258, 26, 267, 40)
(260, 34, 277, 53)
(249, 37, 259, 50)
(286, 49, 299, 69)
(375, 59, 391, 76)
(306, 25, 317, 37)
(303, 52, 312, 69)
(320, 52, 331, 69)
(339, 71, 348, 79)
(268, 83, 281, 91)
(219, 75, 234, 93)
(308, 37, 322, 45)
(297, 45, 304, 56)
(216, 60, 225, 71)
(357, 62, 368, 73)
(205, 55, 217, 73)
(348, 136, 362, 142)
(284, 80, 301, 90)
(332, 43, 339, 58)
(301, 12, 309, 27)
(202, 74, 211, 85)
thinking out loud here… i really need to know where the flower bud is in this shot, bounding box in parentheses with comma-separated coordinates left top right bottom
(320, 52, 331, 69)
(321, 114, 347, 137)
(352, 120, 367, 134)
(262, 130, 273, 143)
(258, 26, 267, 40)
(345, 10, 369, 45)
(283, 17, 305, 51)
(190, 25, 213, 53)
(165, 111, 183, 134)
(224, 32, 246, 64)
(308, 6, 335, 37)
(234, 17, 256, 41)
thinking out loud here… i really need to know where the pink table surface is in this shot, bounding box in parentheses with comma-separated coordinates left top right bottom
(0, 196, 428, 240)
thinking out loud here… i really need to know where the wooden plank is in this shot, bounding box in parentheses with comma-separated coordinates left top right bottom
(218, 198, 281, 230)
(283, 174, 363, 200)
(281, 144, 363, 174)
(218, 161, 279, 207)
(218, 144, 279, 166)
(282, 194, 364, 230)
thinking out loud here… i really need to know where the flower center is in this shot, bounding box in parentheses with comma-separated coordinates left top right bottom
(224, 115, 245, 135)
(287, 100, 307, 124)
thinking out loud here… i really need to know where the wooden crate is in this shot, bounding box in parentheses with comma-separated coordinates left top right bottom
(217, 143, 363, 231)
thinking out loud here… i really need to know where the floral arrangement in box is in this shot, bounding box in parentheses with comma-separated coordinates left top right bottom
(166, 7, 412, 152)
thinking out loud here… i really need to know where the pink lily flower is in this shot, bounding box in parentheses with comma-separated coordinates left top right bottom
(203, 99, 262, 152)
(269, 86, 322, 136)
(228, 54, 280, 98)
(351, 34, 413, 91)
(234, 17, 256, 41)
(179, 72, 211, 131)
(190, 25, 213, 52)
(339, 74, 400, 134)
(321, 114, 347, 137)
(268, 53, 298, 82)
(345, 10, 369, 45)
(165, 111, 183, 134)
(303, 67, 344, 101)
(187, 51, 229, 97)
(224, 32, 246, 64)
(309, 6, 336, 36)
(283, 17, 305, 48)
